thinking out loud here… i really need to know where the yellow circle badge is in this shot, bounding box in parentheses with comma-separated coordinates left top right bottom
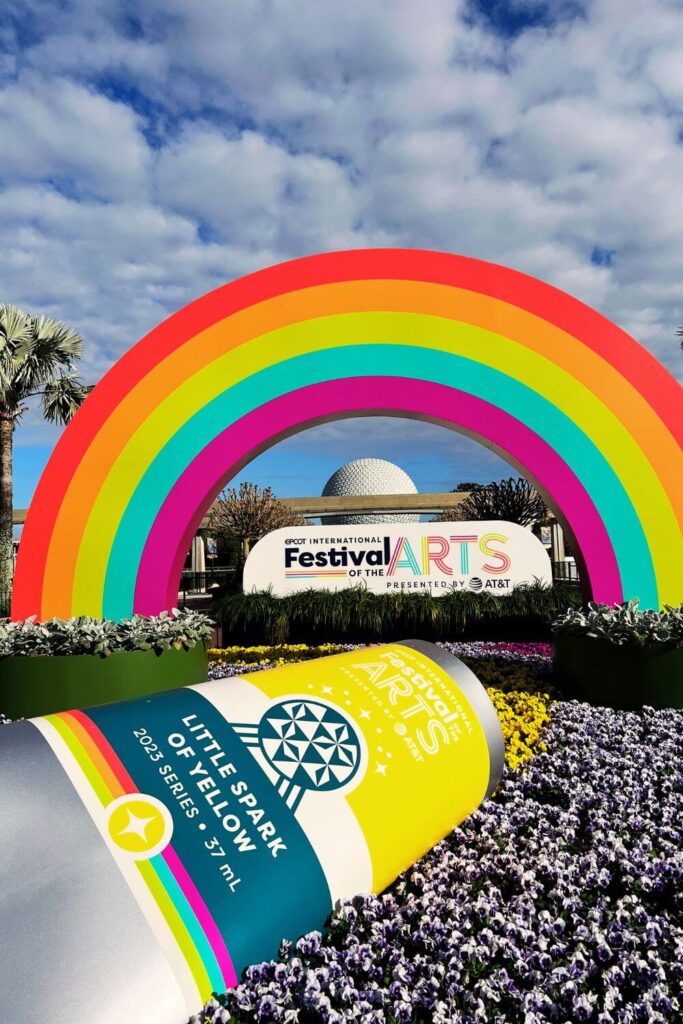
(105, 794, 173, 860)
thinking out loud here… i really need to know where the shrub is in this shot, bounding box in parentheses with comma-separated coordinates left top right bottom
(552, 598, 683, 649)
(217, 584, 581, 645)
(0, 609, 214, 658)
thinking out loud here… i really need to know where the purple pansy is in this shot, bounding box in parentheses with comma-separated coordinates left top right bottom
(191, 675, 681, 1024)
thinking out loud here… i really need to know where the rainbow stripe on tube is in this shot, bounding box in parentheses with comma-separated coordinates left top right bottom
(11, 249, 683, 618)
(37, 707, 238, 1004)
(16, 642, 504, 1014)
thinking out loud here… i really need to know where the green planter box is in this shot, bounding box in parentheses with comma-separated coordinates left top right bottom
(553, 635, 683, 710)
(0, 643, 208, 720)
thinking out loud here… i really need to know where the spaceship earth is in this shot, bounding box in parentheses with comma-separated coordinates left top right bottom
(321, 458, 420, 525)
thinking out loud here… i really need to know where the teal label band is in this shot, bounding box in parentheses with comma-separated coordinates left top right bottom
(85, 686, 333, 979)
(5, 641, 503, 1021)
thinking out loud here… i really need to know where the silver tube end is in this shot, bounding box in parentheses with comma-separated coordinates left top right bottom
(399, 639, 506, 799)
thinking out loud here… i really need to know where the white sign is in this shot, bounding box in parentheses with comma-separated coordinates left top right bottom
(243, 521, 552, 596)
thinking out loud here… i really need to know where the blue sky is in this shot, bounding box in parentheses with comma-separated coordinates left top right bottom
(11, 419, 512, 508)
(1, 0, 681, 509)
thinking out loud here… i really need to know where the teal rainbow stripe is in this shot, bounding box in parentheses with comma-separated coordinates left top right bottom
(103, 344, 657, 618)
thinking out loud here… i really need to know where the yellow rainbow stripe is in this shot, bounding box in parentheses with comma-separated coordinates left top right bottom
(11, 251, 682, 617)
(43, 712, 216, 1001)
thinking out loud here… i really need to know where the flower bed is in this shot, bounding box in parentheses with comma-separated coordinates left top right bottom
(208, 641, 553, 669)
(208, 644, 353, 666)
(486, 688, 550, 770)
(440, 640, 553, 668)
(191, 696, 682, 1024)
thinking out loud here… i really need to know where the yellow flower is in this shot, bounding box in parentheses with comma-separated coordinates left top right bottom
(486, 687, 551, 770)
(208, 643, 346, 665)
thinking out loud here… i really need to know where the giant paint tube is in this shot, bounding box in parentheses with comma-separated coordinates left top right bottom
(0, 641, 504, 1024)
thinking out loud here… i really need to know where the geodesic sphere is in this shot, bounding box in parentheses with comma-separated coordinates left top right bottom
(321, 458, 420, 525)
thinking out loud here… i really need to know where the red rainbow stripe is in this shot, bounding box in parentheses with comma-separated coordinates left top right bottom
(47, 709, 237, 995)
(11, 249, 682, 617)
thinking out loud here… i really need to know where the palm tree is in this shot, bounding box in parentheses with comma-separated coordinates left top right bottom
(0, 304, 89, 595)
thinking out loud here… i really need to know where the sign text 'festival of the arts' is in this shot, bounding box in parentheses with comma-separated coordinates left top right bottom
(243, 521, 552, 596)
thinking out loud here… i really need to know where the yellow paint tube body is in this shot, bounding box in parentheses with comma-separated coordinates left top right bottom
(0, 641, 503, 1024)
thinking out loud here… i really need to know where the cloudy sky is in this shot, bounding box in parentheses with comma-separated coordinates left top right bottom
(2, 0, 682, 505)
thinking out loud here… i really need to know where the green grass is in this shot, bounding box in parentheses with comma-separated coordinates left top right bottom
(216, 583, 581, 645)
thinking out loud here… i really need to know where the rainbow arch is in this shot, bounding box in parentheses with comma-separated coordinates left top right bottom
(12, 249, 683, 619)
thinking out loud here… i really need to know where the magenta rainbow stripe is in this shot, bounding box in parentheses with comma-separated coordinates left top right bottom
(133, 377, 621, 614)
(13, 250, 681, 618)
(161, 846, 238, 989)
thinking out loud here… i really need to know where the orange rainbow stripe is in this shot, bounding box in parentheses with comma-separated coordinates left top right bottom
(11, 249, 682, 617)
(42, 709, 237, 1001)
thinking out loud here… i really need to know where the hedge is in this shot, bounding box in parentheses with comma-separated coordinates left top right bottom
(0, 609, 213, 658)
(216, 584, 581, 645)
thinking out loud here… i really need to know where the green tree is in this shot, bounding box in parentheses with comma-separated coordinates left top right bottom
(451, 481, 482, 493)
(209, 483, 307, 562)
(0, 304, 88, 595)
(435, 476, 547, 527)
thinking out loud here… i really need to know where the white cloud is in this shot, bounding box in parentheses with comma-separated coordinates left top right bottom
(0, 0, 680, 457)
(154, 126, 360, 254)
(0, 74, 151, 201)
(0, 185, 270, 381)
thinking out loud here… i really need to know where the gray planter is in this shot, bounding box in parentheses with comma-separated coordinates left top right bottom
(0, 643, 208, 719)
(553, 635, 683, 710)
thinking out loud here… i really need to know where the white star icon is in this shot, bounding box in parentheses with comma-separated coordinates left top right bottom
(322, 686, 333, 694)
(375, 761, 388, 776)
(359, 709, 371, 719)
(116, 808, 156, 842)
